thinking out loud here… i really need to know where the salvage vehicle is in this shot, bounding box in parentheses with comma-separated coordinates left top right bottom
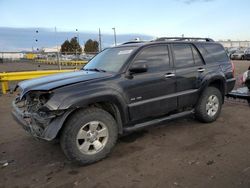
(226, 47, 238, 58)
(244, 48, 250, 60)
(230, 50, 245, 60)
(12, 37, 236, 165)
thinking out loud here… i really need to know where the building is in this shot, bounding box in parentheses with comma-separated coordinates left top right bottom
(218, 40, 250, 48)
(0, 52, 24, 60)
(41, 47, 60, 53)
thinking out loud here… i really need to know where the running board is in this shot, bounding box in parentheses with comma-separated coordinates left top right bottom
(123, 110, 194, 132)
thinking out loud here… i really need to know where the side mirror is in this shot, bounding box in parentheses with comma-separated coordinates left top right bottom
(129, 61, 148, 74)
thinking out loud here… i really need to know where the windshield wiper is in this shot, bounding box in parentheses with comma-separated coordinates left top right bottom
(83, 68, 106, 72)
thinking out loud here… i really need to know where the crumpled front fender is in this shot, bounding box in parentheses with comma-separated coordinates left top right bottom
(42, 109, 75, 141)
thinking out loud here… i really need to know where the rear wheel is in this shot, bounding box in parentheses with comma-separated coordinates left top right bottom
(195, 87, 222, 123)
(60, 107, 118, 165)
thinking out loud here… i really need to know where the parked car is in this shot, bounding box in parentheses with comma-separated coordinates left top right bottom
(244, 48, 250, 60)
(226, 47, 238, 58)
(79, 54, 95, 61)
(12, 37, 235, 165)
(231, 50, 246, 60)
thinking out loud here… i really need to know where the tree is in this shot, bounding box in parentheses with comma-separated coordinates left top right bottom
(60, 39, 71, 54)
(84, 39, 99, 53)
(60, 37, 82, 54)
(70, 37, 82, 54)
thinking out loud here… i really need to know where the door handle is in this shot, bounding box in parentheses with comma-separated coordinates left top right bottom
(197, 68, 205, 72)
(165, 73, 175, 78)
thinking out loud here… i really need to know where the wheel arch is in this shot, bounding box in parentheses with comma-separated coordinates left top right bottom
(199, 76, 226, 102)
(208, 79, 226, 96)
(55, 98, 126, 140)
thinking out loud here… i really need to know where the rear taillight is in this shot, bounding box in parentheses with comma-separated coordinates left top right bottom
(231, 61, 235, 78)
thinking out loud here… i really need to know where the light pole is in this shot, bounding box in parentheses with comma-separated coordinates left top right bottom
(55, 27, 61, 70)
(34, 30, 39, 52)
(76, 29, 79, 44)
(75, 29, 80, 58)
(99, 28, 102, 52)
(112, 27, 117, 46)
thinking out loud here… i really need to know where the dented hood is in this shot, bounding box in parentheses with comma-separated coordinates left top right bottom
(17, 70, 112, 98)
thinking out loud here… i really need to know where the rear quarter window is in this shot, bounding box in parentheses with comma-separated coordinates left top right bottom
(196, 43, 229, 63)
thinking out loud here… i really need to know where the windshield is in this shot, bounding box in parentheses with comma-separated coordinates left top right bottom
(236, 50, 244, 53)
(83, 46, 136, 73)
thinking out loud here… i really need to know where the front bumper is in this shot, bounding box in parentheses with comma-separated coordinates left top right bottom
(12, 100, 74, 141)
(12, 101, 46, 139)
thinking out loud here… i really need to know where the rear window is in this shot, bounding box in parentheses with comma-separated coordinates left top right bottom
(196, 43, 229, 63)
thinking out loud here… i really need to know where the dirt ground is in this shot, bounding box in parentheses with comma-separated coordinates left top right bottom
(0, 61, 250, 188)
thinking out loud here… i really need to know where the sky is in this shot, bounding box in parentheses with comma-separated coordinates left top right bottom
(0, 0, 250, 50)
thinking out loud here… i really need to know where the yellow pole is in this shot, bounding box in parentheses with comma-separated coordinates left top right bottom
(1, 81, 9, 94)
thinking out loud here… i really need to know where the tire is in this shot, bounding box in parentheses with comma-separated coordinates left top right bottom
(60, 107, 118, 165)
(195, 87, 222, 123)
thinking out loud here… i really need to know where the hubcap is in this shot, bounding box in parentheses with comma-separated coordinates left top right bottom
(76, 121, 109, 155)
(206, 95, 219, 117)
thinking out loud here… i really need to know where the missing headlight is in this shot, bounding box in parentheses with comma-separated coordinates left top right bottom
(25, 91, 53, 113)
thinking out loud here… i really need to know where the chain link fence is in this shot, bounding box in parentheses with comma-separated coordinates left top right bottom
(0, 51, 97, 66)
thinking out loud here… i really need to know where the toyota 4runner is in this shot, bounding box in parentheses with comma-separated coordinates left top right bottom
(12, 37, 236, 165)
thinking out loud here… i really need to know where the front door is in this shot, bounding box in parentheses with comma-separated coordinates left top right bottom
(123, 44, 177, 121)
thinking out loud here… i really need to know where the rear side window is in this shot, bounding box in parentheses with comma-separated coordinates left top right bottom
(173, 44, 194, 68)
(197, 44, 229, 63)
(133, 45, 170, 72)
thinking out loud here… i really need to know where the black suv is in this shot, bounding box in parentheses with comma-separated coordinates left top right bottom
(12, 37, 235, 165)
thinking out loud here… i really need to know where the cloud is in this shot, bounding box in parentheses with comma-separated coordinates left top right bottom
(179, 0, 215, 5)
(0, 27, 153, 52)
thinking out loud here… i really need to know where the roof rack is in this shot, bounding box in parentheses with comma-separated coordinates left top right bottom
(122, 41, 146, 45)
(155, 37, 214, 42)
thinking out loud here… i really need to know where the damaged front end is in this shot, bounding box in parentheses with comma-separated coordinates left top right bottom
(12, 89, 72, 141)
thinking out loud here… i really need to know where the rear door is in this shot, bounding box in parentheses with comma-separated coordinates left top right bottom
(172, 43, 205, 108)
(124, 44, 177, 121)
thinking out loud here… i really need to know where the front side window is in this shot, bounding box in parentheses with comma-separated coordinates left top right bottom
(132, 45, 170, 72)
(84, 46, 136, 72)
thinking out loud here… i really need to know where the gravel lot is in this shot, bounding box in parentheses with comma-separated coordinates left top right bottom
(0, 60, 250, 188)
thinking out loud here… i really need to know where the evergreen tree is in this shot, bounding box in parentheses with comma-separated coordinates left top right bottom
(70, 37, 82, 54)
(60, 37, 82, 54)
(84, 39, 99, 53)
(60, 39, 71, 54)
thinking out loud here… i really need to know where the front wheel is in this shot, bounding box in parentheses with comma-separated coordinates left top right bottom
(60, 107, 118, 165)
(195, 87, 223, 123)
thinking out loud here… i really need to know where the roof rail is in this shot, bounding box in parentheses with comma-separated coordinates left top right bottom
(155, 37, 214, 42)
(122, 41, 146, 45)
